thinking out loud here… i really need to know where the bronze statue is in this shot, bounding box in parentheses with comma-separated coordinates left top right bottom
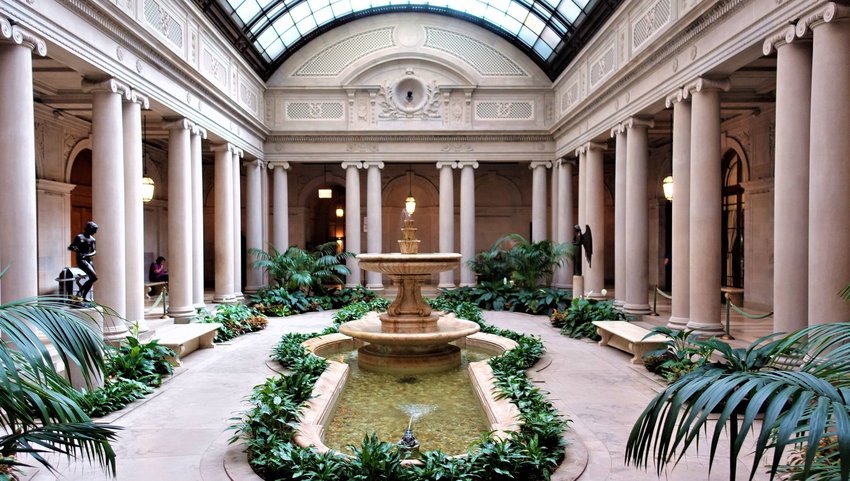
(572, 224, 593, 276)
(68, 221, 98, 301)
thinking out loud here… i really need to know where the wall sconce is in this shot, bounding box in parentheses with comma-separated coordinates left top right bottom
(662, 175, 673, 201)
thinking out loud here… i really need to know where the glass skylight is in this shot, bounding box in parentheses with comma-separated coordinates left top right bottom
(221, 0, 594, 64)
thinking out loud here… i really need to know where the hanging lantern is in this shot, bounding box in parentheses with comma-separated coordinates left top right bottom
(662, 175, 673, 201)
(335, 206, 344, 218)
(405, 195, 416, 216)
(318, 188, 332, 199)
(141, 176, 155, 202)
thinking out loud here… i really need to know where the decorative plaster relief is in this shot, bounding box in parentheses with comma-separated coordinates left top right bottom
(112, 0, 133, 15)
(423, 27, 527, 77)
(376, 73, 440, 120)
(294, 28, 395, 77)
(441, 143, 473, 153)
(201, 41, 228, 90)
(474, 101, 534, 120)
(143, 0, 183, 50)
(589, 43, 616, 88)
(189, 25, 198, 66)
(561, 78, 580, 112)
(346, 143, 379, 153)
(239, 77, 259, 114)
(632, 0, 672, 50)
(265, 98, 274, 124)
(285, 102, 345, 121)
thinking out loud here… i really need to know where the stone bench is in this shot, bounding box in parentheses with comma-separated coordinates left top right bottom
(155, 323, 221, 366)
(591, 320, 668, 365)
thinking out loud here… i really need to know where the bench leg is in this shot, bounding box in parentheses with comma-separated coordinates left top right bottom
(630, 343, 651, 365)
(597, 329, 613, 347)
(199, 331, 217, 349)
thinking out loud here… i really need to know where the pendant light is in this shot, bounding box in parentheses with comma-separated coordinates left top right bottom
(404, 165, 416, 216)
(318, 164, 332, 198)
(141, 114, 155, 202)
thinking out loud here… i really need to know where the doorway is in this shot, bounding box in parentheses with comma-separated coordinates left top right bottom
(69, 149, 93, 267)
(721, 149, 746, 288)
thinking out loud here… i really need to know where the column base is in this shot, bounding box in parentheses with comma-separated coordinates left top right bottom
(233, 291, 244, 300)
(458, 283, 475, 288)
(244, 285, 262, 295)
(572, 276, 584, 299)
(613, 299, 625, 308)
(345, 282, 361, 288)
(213, 294, 237, 304)
(193, 302, 207, 310)
(366, 283, 385, 291)
(685, 321, 724, 337)
(587, 290, 607, 300)
(168, 305, 197, 324)
(667, 315, 690, 330)
(438, 282, 457, 289)
(623, 303, 652, 315)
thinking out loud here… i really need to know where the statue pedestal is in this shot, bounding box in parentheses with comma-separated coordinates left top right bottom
(65, 306, 105, 390)
(572, 275, 584, 299)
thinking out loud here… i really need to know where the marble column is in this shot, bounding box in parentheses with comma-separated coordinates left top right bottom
(684, 78, 730, 335)
(212, 144, 235, 303)
(190, 125, 207, 309)
(575, 147, 588, 278)
(611, 124, 627, 307)
(232, 149, 244, 299)
(530, 161, 551, 242)
(764, 26, 812, 332)
(437, 161, 457, 288)
(123, 91, 150, 332)
(85, 79, 131, 341)
(665, 90, 692, 330)
(458, 161, 479, 287)
(245, 159, 264, 294)
(623, 117, 655, 315)
(342, 161, 362, 287)
(803, 6, 850, 325)
(583, 142, 606, 298)
(550, 160, 559, 243)
(554, 160, 574, 288)
(271, 162, 291, 252)
(0, 22, 44, 302)
(364, 161, 384, 290)
(164, 118, 195, 322)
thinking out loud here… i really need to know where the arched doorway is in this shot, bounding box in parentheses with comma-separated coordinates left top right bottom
(306, 184, 346, 252)
(721, 148, 746, 288)
(69, 149, 93, 267)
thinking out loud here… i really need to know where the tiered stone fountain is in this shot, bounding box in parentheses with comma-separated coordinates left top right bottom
(339, 216, 480, 374)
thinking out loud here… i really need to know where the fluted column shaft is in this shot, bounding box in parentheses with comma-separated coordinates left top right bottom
(88, 80, 130, 341)
(459, 161, 478, 286)
(123, 93, 149, 330)
(213, 144, 235, 303)
(555, 160, 574, 288)
(342, 162, 362, 287)
(190, 126, 206, 308)
(364, 161, 384, 290)
(232, 150, 243, 298)
(245, 160, 264, 293)
(165, 119, 194, 321)
(437, 161, 457, 288)
(611, 126, 627, 307)
(272, 163, 290, 252)
(530, 161, 550, 242)
(0, 24, 43, 302)
(807, 11, 850, 325)
(766, 30, 812, 332)
(624, 118, 654, 315)
(584, 143, 606, 298)
(685, 78, 729, 335)
(666, 91, 692, 329)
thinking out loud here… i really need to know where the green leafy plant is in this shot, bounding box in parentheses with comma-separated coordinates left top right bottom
(77, 378, 153, 417)
(0, 293, 120, 476)
(641, 326, 717, 383)
(469, 234, 573, 289)
(199, 304, 268, 342)
(105, 336, 174, 387)
(550, 297, 624, 340)
(625, 322, 850, 481)
(434, 284, 572, 315)
(250, 243, 353, 296)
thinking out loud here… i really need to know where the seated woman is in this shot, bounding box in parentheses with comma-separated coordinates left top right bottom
(149, 256, 168, 282)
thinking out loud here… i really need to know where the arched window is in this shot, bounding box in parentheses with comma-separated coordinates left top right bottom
(721, 149, 746, 288)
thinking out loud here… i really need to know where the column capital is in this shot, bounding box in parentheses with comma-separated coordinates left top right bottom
(82, 78, 132, 99)
(797, 2, 850, 37)
(210, 143, 235, 153)
(529, 160, 552, 170)
(362, 161, 384, 169)
(125, 89, 150, 109)
(191, 124, 208, 139)
(456, 160, 479, 169)
(683, 77, 731, 98)
(664, 88, 687, 108)
(763, 24, 804, 55)
(234, 148, 244, 158)
(436, 161, 458, 169)
(162, 117, 194, 131)
(270, 161, 291, 170)
(341, 161, 363, 170)
(575, 141, 606, 156)
(623, 117, 655, 130)
(610, 123, 625, 138)
(243, 159, 264, 169)
(0, 20, 47, 56)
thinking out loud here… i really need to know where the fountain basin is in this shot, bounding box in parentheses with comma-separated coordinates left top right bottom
(356, 253, 462, 275)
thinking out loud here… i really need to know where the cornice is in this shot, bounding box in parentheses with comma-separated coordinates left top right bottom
(266, 134, 554, 144)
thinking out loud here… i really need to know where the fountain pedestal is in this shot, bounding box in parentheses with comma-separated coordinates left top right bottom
(340, 253, 480, 374)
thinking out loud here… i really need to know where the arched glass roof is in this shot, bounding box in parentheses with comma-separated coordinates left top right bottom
(206, 0, 620, 80)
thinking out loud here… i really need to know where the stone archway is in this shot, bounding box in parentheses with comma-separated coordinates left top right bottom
(68, 148, 92, 267)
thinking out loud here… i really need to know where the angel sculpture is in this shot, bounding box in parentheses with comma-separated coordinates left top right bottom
(572, 224, 593, 276)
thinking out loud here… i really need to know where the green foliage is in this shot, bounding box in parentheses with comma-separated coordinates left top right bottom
(0, 293, 121, 476)
(105, 337, 174, 387)
(550, 298, 624, 340)
(233, 299, 568, 481)
(199, 304, 268, 342)
(251, 286, 378, 317)
(331, 297, 390, 325)
(626, 322, 850, 481)
(435, 284, 572, 315)
(77, 378, 153, 417)
(250, 243, 353, 296)
(469, 234, 573, 289)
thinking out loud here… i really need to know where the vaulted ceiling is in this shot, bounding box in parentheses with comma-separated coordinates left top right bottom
(198, 0, 623, 81)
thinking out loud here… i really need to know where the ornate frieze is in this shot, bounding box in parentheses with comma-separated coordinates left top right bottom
(474, 101, 534, 120)
(632, 0, 672, 50)
(376, 73, 441, 120)
(294, 27, 395, 77)
(285, 101, 345, 121)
